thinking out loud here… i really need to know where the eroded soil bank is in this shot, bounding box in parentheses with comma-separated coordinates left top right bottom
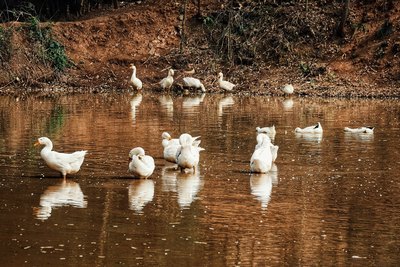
(0, 0, 399, 98)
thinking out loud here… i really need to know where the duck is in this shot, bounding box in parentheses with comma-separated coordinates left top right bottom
(128, 147, 155, 179)
(129, 64, 143, 90)
(218, 72, 235, 91)
(295, 122, 323, 133)
(256, 125, 276, 140)
(250, 133, 273, 173)
(162, 132, 181, 163)
(270, 144, 279, 162)
(34, 137, 87, 179)
(176, 133, 205, 173)
(282, 84, 294, 95)
(159, 68, 174, 90)
(183, 77, 206, 92)
(256, 125, 276, 135)
(344, 126, 374, 134)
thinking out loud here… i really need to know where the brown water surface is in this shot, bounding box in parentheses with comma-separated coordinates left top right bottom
(0, 93, 400, 266)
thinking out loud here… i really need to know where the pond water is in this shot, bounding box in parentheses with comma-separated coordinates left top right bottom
(0, 92, 400, 266)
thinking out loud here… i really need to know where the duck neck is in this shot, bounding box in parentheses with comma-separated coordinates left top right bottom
(40, 142, 53, 157)
(131, 68, 136, 79)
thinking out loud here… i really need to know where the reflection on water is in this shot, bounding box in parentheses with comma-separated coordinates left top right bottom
(161, 165, 203, 209)
(130, 93, 142, 122)
(161, 165, 178, 192)
(159, 95, 174, 118)
(282, 98, 294, 110)
(34, 180, 87, 221)
(250, 164, 278, 210)
(1, 93, 400, 266)
(182, 94, 205, 110)
(295, 132, 323, 143)
(128, 179, 155, 213)
(344, 132, 374, 142)
(218, 96, 235, 118)
(176, 170, 203, 209)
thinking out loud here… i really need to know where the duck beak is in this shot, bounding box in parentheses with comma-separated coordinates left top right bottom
(34, 141, 40, 147)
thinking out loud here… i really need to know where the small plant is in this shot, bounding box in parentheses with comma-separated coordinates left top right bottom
(0, 26, 13, 63)
(26, 16, 69, 71)
(299, 61, 311, 76)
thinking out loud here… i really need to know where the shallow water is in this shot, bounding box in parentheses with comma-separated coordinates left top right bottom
(0, 93, 400, 266)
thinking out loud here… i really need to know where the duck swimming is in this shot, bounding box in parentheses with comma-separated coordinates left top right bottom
(295, 122, 323, 133)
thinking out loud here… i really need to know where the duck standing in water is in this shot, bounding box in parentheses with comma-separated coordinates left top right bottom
(183, 77, 206, 93)
(250, 133, 273, 173)
(218, 72, 235, 91)
(34, 137, 87, 179)
(176, 133, 205, 173)
(128, 147, 155, 179)
(162, 132, 180, 163)
(129, 64, 143, 90)
(159, 69, 175, 90)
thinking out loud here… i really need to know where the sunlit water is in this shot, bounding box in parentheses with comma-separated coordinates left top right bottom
(0, 93, 400, 266)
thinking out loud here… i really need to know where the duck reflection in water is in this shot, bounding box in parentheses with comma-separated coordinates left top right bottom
(282, 98, 294, 110)
(161, 165, 203, 209)
(218, 96, 235, 118)
(130, 93, 142, 123)
(161, 165, 178, 193)
(34, 180, 87, 221)
(176, 170, 203, 209)
(295, 132, 323, 143)
(158, 95, 174, 118)
(128, 179, 155, 213)
(250, 164, 278, 210)
(182, 94, 205, 110)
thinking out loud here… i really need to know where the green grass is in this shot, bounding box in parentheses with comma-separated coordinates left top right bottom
(27, 16, 69, 71)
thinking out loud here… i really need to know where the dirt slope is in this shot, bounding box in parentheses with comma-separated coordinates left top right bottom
(1, 0, 400, 97)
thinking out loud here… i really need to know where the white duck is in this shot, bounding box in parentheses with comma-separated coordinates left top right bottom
(129, 64, 143, 90)
(176, 133, 205, 173)
(344, 126, 374, 134)
(270, 144, 279, 162)
(282, 84, 294, 95)
(218, 72, 235, 91)
(128, 147, 155, 179)
(159, 69, 174, 90)
(256, 125, 276, 140)
(254, 133, 278, 162)
(34, 137, 87, 179)
(250, 133, 273, 173)
(256, 125, 276, 135)
(162, 132, 180, 163)
(295, 122, 323, 133)
(183, 77, 206, 92)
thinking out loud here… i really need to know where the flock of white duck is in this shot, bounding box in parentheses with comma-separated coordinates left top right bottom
(34, 122, 374, 179)
(129, 63, 295, 94)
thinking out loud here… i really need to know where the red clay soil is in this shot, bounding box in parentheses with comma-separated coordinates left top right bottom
(0, 0, 400, 98)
